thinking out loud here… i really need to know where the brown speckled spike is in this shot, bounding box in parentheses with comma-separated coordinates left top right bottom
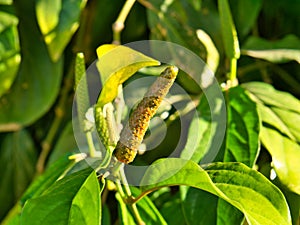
(114, 66, 178, 163)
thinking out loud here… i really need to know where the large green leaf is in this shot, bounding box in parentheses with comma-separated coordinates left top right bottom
(21, 169, 101, 225)
(2, 154, 78, 225)
(278, 181, 300, 225)
(243, 82, 300, 195)
(242, 35, 300, 63)
(223, 86, 260, 165)
(182, 186, 218, 225)
(0, 0, 63, 131)
(180, 86, 260, 225)
(36, 0, 87, 61)
(0, 130, 37, 220)
(243, 82, 300, 141)
(0, 204, 22, 225)
(216, 86, 261, 225)
(180, 87, 226, 164)
(260, 127, 300, 195)
(96, 44, 160, 106)
(0, 10, 20, 98)
(21, 153, 78, 204)
(218, 0, 240, 59)
(181, 86, 259, 167)
(140, 158, 291, 225)
(160, 192, 192, 225)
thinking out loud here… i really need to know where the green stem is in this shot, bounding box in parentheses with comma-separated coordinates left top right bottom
(112, 0, 136, 44)
(115, 179, 126, 198)
(119, 167, 145, 225)
(229, 57, 238, 85)
(96, 146, 114, 171)
(120, 166, 132, 197)
(130, 188, 157, 204)
(131, 204, 145, 225)
(86, 131, 97, 157)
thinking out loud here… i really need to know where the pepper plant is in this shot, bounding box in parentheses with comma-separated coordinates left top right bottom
(0, 0, 299, 225)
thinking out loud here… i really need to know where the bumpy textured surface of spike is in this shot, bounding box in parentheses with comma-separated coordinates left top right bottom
(114, 66, 178, 163)
(94, 105, 111, 150)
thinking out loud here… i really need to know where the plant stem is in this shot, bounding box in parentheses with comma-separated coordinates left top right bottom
(86, 131, 97, 157)
(229, 57, 238, 86)
(112, 0, 136, 44)
(115, 178, 126, 198)
(36, 70, 73, 174)
(119, 166, 145, 225)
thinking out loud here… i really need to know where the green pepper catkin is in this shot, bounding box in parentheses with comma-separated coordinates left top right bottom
(94, 105, 111, 150)
(114, 66, 178, 164)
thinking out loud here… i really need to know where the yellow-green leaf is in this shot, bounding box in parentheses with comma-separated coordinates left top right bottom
(260, 127, 300, 195)
(96, 44, 160, 106)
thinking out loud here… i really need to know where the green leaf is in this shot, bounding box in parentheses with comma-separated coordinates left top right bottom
(96, 44, 160, 106)
(243, 82, 300, 195)
(36, 0, 87, 61)
(0, 10, 20, 98)
(160, 192, 187, 225)
(260, 127, 300, 195)
(35, 0, 61, 38)
(181, 86, 259, 167)
(180, 88, 226, 164)
(223, 86, 260, 166)
(243, 82, 300, 141)
(0, 0, 12, 4)
(181, 187, 218, 225)
(218, 0, 240, 59)
(21, 169, 101, 225)
(0, 0, 63, 131)
(278, 182, 300, 225)
(0, 204, 22, 225)
(241, 35, 300, 63)
(230, 0, 262, 37)
(181, 87, 260, 225)
(0, 130, 37, 220)
(140, 158, 292, 225)
(21, 153, 77, 205)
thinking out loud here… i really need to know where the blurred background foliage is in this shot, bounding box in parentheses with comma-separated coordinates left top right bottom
(0, 0, 299, 223)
